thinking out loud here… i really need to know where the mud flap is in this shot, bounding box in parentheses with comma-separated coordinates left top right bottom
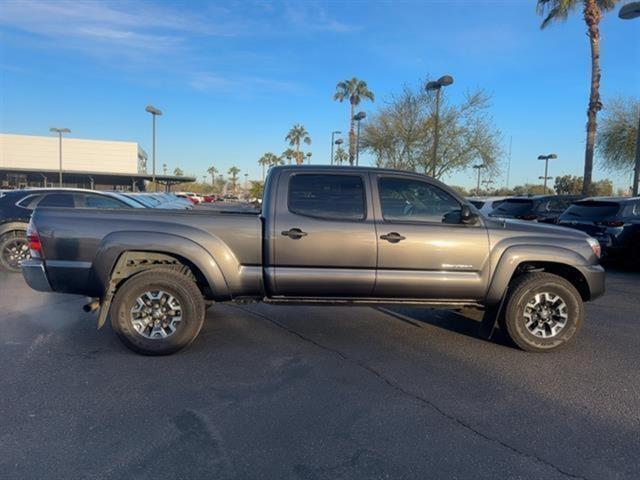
(480, 289, 508, 340)
(97, 284, 116, 329)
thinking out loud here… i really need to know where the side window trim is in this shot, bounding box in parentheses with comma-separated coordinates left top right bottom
(287, 173, 368, 222)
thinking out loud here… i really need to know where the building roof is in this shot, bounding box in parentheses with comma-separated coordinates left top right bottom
(0, 166, 195, 184)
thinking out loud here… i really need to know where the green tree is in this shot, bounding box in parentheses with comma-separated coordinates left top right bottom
(554, 175, 583, 194)
(173, 167, 184, 176)
(285, 124, 311, 166)
(334, 77, 375, 165)
(207, 166, 218, 187)
(597, 97, 639, 194)
(258, 152, 281, 180)
(249, 181, 264, 199)
(512, 184, 551, 195)
(537, 0, 621, 195)
(361, 84, 502, 179)
(334, 146, 348, 165)
(228, 166, 240, 193)
(282, 148, 297, 165)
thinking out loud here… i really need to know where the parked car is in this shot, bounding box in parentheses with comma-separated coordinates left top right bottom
(121, 192, 192, 210)
(22, 166, 604, 355)
(489, 195, 583, 223)
(202, 194, 217, 203)
(557, 197, 640, 265)
(175, 192, 203, 204)
(467, 196, 509, 216)
(0, 188, 142, 272)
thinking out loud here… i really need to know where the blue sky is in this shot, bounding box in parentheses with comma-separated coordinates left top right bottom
(0, 0, 638, 189)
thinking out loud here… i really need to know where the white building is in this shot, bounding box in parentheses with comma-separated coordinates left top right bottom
(0, 133, 193, 190)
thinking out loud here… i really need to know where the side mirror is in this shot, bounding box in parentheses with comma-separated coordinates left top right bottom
(460, 204, 479, 225)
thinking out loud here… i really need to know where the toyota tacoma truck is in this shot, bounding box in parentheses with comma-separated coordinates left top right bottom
(21, 166, 605, 355)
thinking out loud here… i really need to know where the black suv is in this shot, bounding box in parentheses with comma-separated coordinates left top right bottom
(489, 195, 583, 223)
(557, 197, 640, 265)
(0, 189, 142, 272)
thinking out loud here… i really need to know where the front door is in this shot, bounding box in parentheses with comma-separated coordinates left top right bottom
(372, 174, 491, 300)
(269, 171, 377, 297)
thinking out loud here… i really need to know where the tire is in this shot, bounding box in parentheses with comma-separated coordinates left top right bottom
(503, 272, 584, 352)
(110, 269, 205, 355)
(0, 230, 30, 273)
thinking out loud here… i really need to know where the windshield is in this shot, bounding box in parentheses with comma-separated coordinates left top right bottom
(561, 201, 621, 220)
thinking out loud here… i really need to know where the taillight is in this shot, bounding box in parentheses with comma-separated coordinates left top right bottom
(604, 220, 624, 227)
(26, 224, 42, 258)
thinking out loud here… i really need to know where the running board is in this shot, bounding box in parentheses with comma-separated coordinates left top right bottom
(262, 297, 484, 309)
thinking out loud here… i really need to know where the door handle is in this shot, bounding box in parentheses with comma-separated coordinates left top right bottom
(281, 228, 308, 239)
(380, 232, 406, 243)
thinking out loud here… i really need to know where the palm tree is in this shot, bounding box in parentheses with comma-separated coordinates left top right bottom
(537, 0, 620, 195)
(334, 77, 375, 165)
(207, 166, 218, 187)
(228, 166, 240, 193)
(282, 148, 297, 165)
(334, 146, 348, 165)
(258, 152, 280, 180)
(285, 124, 311, 165)
(173, 167, 184, 176)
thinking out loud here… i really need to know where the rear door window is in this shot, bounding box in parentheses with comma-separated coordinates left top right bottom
(491, 199, 534, 216)
(37, 193, 76, 207)
(288, 174, 366, 220)
(81, 194, 127, 208)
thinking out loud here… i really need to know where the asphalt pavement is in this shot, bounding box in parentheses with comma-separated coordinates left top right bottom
(0, 269, 638, 480)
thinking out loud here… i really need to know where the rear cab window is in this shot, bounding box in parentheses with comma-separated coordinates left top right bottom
(288, 174, 366, 221)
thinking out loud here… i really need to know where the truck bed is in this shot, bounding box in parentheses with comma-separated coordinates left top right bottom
(31, 207, 263, 297)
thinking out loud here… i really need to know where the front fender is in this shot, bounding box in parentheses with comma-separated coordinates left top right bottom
(91, 231, 231, 300)
(485, 245, 591, 304)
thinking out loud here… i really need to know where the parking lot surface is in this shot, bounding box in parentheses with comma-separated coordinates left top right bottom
(1, 269, 639, 480)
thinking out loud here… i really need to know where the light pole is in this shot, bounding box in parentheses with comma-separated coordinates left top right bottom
(145, 105, 162, 191)
(50, 127, 71, 187)
(537, 153, 558, 194)
(619, 2, 640, 194)
(472, 164, 485, 194)
(334, 138, 344, 164)
(482, 179, 494, 193)
(162, 163, 167, 175)
(330, 131, 341, 165)
(353, 111, 366, 166)
(306, 152, 312, 164)
(425, 75, 454, 178)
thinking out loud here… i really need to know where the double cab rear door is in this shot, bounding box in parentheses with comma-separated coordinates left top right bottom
(265, 169, 490, 301)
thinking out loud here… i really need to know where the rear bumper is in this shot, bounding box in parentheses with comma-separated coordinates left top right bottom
(21, 259, 52, 292)
(576, 264, 605, 301)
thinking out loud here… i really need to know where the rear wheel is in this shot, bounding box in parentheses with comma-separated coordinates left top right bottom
(503, 272, 583, 352)
(0, 231, 29, 273)
(110, 269, 205, 355)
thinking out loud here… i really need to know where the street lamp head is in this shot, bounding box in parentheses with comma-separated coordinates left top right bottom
(549, 153, 558, 159)
(438, 75, 454, 87)
(306, 152, 312, 157)
(50, 127, 71, 134)
(145, 105, 162, 116)
(332, 130, 341, 135)
(619, 2, 640, 19)
(425, 80, 440, 91)
(335, 138, 344, 145)
(537, 155, 546, 160)
(354, 111, 366, 121)
(472, 164, 485, 169)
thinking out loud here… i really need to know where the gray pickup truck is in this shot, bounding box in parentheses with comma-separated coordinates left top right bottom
(22, 166, 605, 355)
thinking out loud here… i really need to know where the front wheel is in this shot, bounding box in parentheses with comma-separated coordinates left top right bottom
(503, 272, 584, 352)
(110, 269, 205, 355)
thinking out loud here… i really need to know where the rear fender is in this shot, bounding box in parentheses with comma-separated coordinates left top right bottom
(91, 231, 231, 301)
